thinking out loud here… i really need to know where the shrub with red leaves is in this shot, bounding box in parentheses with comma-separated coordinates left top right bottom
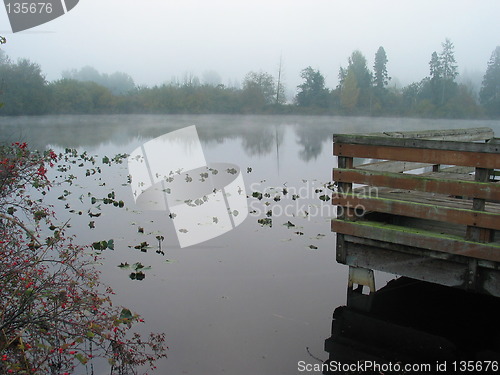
(0, 143, 167, 374)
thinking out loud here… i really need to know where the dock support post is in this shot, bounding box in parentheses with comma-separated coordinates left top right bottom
(334, 155, 354, 264)
(466, 167, 494, 243)
(466, 258, 478, 291)
(347, 266, 376, 311)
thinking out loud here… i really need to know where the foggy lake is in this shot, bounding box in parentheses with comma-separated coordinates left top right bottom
(2, 114, 500, 374)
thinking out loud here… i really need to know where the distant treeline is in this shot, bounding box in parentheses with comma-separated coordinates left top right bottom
(0, 39, 499, 118)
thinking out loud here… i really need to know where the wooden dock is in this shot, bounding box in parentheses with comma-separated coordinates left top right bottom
(331, 127, 500, 308)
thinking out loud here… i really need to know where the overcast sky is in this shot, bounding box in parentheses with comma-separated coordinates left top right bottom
(1, 0, 499, 92)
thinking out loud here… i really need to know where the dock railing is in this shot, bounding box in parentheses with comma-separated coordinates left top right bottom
(331, 127, 500, 301)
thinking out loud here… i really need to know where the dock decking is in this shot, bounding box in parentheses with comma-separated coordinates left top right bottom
(331, 127, 500, 306)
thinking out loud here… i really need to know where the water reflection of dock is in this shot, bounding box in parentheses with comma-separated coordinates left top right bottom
(331, 127, 500, 307)
(324, 277, 500, 375)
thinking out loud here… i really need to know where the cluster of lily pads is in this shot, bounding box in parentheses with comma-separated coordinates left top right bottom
(49, 147, 335, 280)
(249, 179, 336, 250)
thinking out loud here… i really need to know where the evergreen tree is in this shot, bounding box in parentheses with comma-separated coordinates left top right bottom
(373, 46, 390, 89)
(337, 66, 347, 89)
(479, 46, 500, 116)
(438, 38, 459, 105)
(439, 38, 458, 82)
(429, 51, 441, 81)
(372, 46, 391, 112)
(428, 52, 442, 104)
(427, 39, 459, 106)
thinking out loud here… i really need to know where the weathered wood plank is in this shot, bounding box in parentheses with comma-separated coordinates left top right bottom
(333, 168, 500, 201)
(438, 166, 475, 174)
(332, 193, 500, 230)
(421, 171, 475, 181)
(366, 127, 494, 141)
(333, 134, 500, 154)
(341, 241, 467, 287)
(334, 143, 500, 169)
(372, 189, 500, 213)
(344, 234, 467, 263)
(356, 161, 433, 173)
(391, 216, 467, 238)
(333, 219, 500, 262)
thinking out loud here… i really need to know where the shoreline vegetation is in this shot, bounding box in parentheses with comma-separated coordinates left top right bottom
(0, 40, 499, 119)
(0, 143, 167, 374)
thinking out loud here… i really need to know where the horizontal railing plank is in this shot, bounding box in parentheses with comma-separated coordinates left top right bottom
(332, 192, 500, 231)
(421, 171, 475, 181)
(374, 189, 500, 213)
(332, 219, 500, 262)
(333, 134, 500, 154)
(333, 168, 500, 201)
(356, 161, 433, 173)
(438, 166, 476, 174)
(334, 143, 500, 169)
(366, 127, 494, 141)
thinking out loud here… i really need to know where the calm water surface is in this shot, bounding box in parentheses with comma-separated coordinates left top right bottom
(2, 114, 500, 374)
